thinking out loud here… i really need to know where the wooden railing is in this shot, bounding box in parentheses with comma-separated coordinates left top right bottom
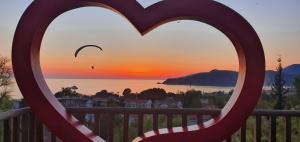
(1, 108, 300, 142)
(67, 108, 220, 142)
(0, 108, 45, 142)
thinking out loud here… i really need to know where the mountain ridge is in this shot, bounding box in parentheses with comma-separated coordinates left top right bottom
(163, 64, 300, 87)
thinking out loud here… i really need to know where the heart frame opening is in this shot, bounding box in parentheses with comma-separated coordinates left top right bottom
(12, 0, 265, 142)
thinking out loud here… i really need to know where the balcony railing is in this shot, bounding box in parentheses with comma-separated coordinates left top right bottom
(1, 108, 300, 142)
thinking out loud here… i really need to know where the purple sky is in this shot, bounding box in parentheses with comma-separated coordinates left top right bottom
(1, 0, 299, 78)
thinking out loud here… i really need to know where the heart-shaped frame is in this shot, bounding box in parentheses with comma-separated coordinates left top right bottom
(12, 0, 265, 142)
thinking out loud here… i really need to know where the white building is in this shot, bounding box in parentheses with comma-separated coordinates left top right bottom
(153, 97, 183, 109)
(124, 99, 152, 108)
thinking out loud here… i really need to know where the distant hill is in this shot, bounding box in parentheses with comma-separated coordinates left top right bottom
(264, 70, 297, 86)
(163, 65, 300, 87)
(163, 70, 238, 87)
(283, 64, 300, 75)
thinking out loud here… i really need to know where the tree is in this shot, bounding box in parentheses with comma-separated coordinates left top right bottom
(138, 88, 167, 100)
(54, 86, 82, 98)
(122, 88, 135, 98)
(272, 57, 289, 110)
(0, 56, 13, 110)
(183, 90, 202, 108)
(95, 90, 118, 98)
(286, 76, 300, 110)
(294, 76, 300, 97)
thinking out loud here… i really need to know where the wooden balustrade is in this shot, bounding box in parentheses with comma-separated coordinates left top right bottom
(0, 108, 44, 142)
(1, 108, 300, 142)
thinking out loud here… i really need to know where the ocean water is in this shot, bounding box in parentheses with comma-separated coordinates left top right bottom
(9, 78, 233, 99)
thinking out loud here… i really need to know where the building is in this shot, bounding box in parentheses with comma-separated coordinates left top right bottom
(153, 97, 183, 109)
(93, 98, 109, 107)
(124, 99, 152, 108)
(58, 98, 89, 107)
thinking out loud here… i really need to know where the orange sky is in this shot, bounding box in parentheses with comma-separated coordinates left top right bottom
(40, 22, 239, 79)
(39, 13, 239, 79)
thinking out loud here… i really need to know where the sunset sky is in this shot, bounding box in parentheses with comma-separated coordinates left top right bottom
(1, 0, 300, 79)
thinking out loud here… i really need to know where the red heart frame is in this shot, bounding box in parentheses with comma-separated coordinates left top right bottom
(12, 0, 265, 142)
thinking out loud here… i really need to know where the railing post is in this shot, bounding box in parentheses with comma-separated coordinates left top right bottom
(94, 113, 101, 136)
(197, 114, 203, 126)
(153, 113, 158, 131)
(167, 114, 173, 129)
(108, 114, 114, 142)
(270, 116, 276, 142)
(35, 119, 44, 142)
(182, 114, 187, 128)
(138, 114, 144, 136)
(226, 137, 231, 142)
(21, 114, 29, 142)
(4, 119, 11, 142)
(123, 113, 129, 142)
(241, 123, 246, 142)
(255, 115, 262, 142)
(29, 113, 35, 142)
(12, 117, 20, 142)
(51, 133, 56, 142)
(77, 112, 85, 125)
(285, 116, 291, 142)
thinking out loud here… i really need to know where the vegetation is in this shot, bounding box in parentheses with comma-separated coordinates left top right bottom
(286, 76, 300, 109)
(138, 88, 167, 100)
(294, 76, 300, 97)
(272, 58, 289, 110)
(122, 88, 136, 99)
(0, 56, 13, 142)
(182, 90, 202, 108)
(95, 90, 119, 98)
(54, 86, 83, 98)
(0, 56, 13, 111)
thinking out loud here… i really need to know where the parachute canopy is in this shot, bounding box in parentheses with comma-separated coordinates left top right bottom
(75, 45, 103, 58)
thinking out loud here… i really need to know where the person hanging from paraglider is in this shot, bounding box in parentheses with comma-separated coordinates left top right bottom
(74, 45, 103, 70)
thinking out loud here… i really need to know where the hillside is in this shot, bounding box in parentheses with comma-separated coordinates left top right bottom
(163, 70, 238, 87)
(163, 65, 300, 87)
(283, 64, 300, 75)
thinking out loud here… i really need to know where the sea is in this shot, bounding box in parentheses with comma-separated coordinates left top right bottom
(8, 78, 234, 100)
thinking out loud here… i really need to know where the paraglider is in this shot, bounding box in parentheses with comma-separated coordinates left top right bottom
(74, 45, 103, 70)
(74, 45, 103, 58)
